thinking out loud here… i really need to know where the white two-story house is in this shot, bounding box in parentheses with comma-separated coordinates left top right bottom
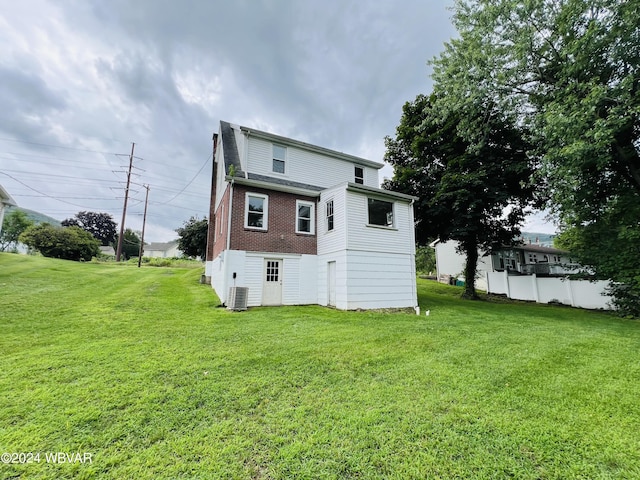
(204, 121, 417, 310)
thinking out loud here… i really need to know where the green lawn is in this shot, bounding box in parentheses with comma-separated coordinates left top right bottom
(1, 253, 639, 479)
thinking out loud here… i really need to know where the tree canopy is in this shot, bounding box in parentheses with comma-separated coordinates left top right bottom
(115, 228, 141, 261)
(406, 0, 640, 311)
(62, 211, 117, 247)
(384, 93, 535, 298)
(176, 216, 208, 259)
(19, 224, 100, 261)
(0, 210, 33, 252)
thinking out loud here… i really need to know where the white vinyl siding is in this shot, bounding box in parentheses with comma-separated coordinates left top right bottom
(346, 190, 413, 254)
(246, 136, 379, 188)
(317, 251, 348, 308)
(214, 144, 228, 210)
(318, 186, 347, 255)
(344, 251, 416, 309)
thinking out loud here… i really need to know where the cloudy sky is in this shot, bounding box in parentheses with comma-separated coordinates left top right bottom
(0, 0, 554, 243)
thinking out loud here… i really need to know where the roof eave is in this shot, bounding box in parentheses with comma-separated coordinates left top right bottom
(226, 176, 321, 197)
(346, 182, 417, 202)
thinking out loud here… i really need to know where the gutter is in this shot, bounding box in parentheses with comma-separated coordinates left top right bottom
(226, 175, 321, 198)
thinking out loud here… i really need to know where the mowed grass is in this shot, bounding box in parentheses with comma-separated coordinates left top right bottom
(1, 253, 639, 479)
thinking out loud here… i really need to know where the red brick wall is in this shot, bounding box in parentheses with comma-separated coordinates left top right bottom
(229, 185, 317, 255)
(212, 185, 231, 259)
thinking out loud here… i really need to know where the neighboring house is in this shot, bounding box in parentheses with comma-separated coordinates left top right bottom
(99, 246, 116, 256)
(205, 121, 418, 310)
(431, 239, 580, 291)
(143, 241, 182, 258)
(0, 184, 17, 237)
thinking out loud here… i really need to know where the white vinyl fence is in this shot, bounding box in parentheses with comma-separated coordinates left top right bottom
(486, 271, 613, 310)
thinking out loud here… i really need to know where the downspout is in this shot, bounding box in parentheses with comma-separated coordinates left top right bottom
(409, 198, 419, 315)
(226, 179, 234, 254)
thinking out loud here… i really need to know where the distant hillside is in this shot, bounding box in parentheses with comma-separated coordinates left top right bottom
(5, 205, 61, 227)
(520, 232, 557, 247)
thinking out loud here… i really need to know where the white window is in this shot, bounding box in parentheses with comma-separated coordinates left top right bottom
(245, 193, 268, 230)
(273, 144, 286, 174)
(354, 166, 364, 184)
(296, 200, 315, 234)
(326, 200, 334, 232)
(367, 198, 393, 227)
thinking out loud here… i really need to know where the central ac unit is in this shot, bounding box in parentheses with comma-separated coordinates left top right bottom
(227, 287, 248, 311)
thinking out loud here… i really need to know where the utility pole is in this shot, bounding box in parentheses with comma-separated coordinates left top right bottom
(137, 184, 150, 268)
(116, 142, 135, 262)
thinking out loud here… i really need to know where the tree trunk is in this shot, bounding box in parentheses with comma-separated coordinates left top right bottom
(461, 241, 480, 300)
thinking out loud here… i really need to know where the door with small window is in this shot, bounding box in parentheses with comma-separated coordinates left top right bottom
(262, 259, 283, 305)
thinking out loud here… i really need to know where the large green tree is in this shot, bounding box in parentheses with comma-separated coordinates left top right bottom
(0, 210, 33, 252)
(62, 211, 117, 246)
(430, 0, 640, 314)
(176, 216, 208, 259)
(384, 93, 535, 299)
(115, 228, 141, 261)
(19, 224, 100, 261)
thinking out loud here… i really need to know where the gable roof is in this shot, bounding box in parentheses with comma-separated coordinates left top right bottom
(218, 121, 384, 182)
(220, 121, 243, 177)
(239, 124, 384, 169)
(0, 184, 16, 206)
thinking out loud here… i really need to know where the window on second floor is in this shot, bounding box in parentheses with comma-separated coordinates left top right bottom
(354, 166, 364, 184)
(296, 200, 315, 234)
(326, 200, 334, 232)
(273, 144, 286, 174)
(245, 193, 268, 230)
(367, 198, 394, 227)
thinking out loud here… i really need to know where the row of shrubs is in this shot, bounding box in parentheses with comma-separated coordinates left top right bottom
(93, 255, 202, 268)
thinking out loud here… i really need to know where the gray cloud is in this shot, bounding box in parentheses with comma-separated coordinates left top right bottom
(0, 65, 67, 141)
(1, 0, 494, 242)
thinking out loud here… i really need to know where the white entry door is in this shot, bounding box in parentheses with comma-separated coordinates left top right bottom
(327, 261, 336, 307)
(262, 259, 283, 305)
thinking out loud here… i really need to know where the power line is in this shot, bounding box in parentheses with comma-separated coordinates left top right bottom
(0, 137, 120, 155)
(0, 172, 108, 209)
(154, 153, 211, 205)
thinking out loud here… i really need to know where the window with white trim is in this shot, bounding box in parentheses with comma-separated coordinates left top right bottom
(245, 193, 268, 230)
(273, 144, 286, 174)
(367, 198, 393, 227)
(326, 200, 334, 232)
(296, 200, 315, 234)
(354, 166, 364, 184)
